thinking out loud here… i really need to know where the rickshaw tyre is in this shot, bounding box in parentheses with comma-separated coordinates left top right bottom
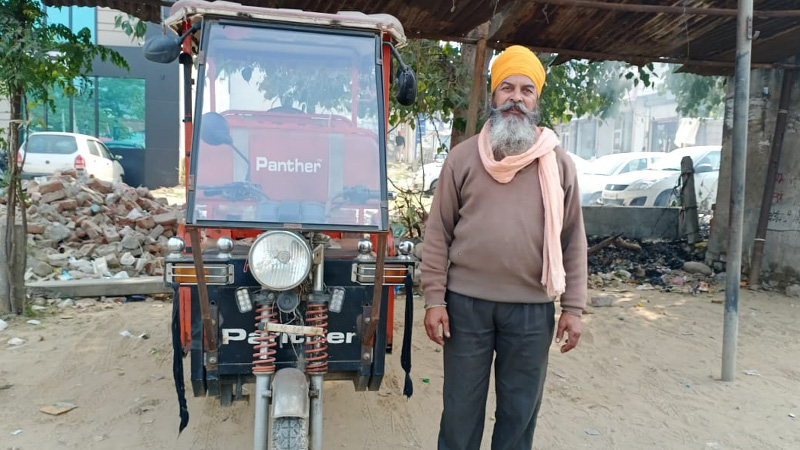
(271, 417, 309, 450)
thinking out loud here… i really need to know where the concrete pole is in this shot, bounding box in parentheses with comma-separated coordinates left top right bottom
(722, 0, 753, 382)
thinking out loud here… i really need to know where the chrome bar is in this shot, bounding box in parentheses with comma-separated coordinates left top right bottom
(309, 374, 324, 450)
(253, 373, 272, 450)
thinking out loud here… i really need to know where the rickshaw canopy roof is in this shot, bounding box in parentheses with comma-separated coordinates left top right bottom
(162, 0, 408, 46)
(42, 0, 800, 75)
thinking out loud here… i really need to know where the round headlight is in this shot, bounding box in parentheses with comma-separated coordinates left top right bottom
(248, 231, 312, 291)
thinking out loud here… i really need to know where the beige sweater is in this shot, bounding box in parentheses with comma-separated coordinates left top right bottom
(420, 134, 588, 316)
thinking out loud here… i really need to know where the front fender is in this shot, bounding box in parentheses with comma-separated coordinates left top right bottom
(271, 368, 309, 419)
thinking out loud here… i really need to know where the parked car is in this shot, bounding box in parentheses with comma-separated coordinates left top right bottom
(599, 145, 721, 210)
(567, 152, 590, 175)
(413, 151, 590, 194)
(413, 151, 447, 193)
(577, 152, 665, 205)
(18, 132, 125, 183)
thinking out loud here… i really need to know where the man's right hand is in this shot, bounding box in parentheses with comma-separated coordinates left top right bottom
(424, 307, 450, 346)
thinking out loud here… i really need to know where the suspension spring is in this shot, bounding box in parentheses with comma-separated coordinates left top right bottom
(252, 302, 277, 374)
(305, 302, 329, 373)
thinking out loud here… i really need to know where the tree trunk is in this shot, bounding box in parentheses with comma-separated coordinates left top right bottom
(3, 90, 27, 314)
(450, 25, 493, 149)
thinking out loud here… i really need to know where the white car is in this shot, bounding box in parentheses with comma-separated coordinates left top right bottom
(567, 152, 590, 175)
(413, 151, 590, 194)
(578, 152, 665, 205)
(19, 132, 125, 183)
(599, 145, 721, 210)
(413, 152, 447, 193)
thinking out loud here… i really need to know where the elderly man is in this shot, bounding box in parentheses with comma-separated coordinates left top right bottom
(420, 45, 588, 449)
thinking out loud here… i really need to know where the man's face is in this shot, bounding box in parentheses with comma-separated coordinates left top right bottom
(492, 74, 539, 115)
(487, 74, 541, 158)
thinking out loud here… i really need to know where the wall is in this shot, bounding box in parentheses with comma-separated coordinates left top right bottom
(707, 68, 800, 282)
(96, 7, 144, 47)
(583, 206, 681, 240)
(91, 22, 180, 189)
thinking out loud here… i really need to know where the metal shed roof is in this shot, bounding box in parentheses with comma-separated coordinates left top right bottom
(43, 0, 800, 74)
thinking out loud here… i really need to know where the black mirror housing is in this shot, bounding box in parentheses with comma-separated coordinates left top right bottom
(395, 66, 417, 106)
(144, 34, 183, 64)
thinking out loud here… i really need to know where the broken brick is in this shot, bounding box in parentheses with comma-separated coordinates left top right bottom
(39, 180, 65, 195)
(153, 212, 178, 226)
(136, 216, 156, 230)
(54, 199, 78, 212)
(41, 190, 67, 203)
(27, 224, 45, 234)
(87, 178, 113, 194)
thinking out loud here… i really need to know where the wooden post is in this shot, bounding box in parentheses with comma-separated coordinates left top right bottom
(465, 22, 490, 139)
(680, 156, 700, 244)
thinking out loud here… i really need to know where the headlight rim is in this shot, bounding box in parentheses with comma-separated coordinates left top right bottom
(248, 230, 313, 291)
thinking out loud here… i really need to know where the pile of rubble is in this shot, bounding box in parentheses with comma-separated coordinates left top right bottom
(0, 171, 185, 282)
(587, 235, 720, 293)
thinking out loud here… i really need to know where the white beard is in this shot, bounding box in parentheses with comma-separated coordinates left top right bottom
(489, 102, 540, 160)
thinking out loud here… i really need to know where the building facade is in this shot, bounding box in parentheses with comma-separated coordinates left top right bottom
(555, 90, 723, 160)
(0, 5, 180, 189)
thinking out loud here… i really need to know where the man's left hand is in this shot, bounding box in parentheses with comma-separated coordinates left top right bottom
(555, 313, 582, 353)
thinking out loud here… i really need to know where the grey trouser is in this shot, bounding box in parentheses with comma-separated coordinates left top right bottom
(438, 290, 555, 450)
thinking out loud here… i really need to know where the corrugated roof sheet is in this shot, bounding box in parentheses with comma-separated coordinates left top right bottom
(43, 0, 800, 75)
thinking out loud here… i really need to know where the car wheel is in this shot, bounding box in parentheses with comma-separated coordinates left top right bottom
(654, 189, 673, 206)
(427, 179, 438, 195)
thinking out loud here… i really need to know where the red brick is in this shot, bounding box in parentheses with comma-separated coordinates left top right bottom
(27, 224, 45, 234)
(41, 190, 67, 203)
(39, 180, 65, 195)
(135, 216, 156, 230)
(54, 199, 78, 212)
(153, 212, 178, 226)
(87, 178, 113, 194)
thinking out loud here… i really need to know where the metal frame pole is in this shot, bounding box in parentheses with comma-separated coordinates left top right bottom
(722, 0, 753, 382)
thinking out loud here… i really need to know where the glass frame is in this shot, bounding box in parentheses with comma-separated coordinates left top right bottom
(186, 18, 390, 233)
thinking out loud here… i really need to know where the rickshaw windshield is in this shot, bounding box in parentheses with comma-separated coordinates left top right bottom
(188, 21, 386, 230)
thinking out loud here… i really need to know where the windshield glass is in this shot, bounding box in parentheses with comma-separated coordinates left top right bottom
(25, 134, 78, 154)
(649, 148, 716, 171)
(189, 22, 384, 229)
(586, 154, 627, 176)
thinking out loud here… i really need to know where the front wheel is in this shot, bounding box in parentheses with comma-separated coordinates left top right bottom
(654, 189, 674, 206)
(272, 417, 309, 450)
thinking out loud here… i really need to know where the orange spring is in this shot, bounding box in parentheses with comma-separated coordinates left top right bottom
(252, 303, 277, 374)
(305, 303, 328, 373)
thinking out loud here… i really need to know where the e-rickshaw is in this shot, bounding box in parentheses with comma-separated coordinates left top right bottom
(143, 2, 418, 448)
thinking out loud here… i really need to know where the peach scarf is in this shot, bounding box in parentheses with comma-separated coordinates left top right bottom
(477, 122, 566, 298)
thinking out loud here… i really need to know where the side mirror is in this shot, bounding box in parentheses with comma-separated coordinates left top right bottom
(114, 154, 123, 161)
(144, 34, 183, 64)
(144, 23, 201, 64)
(395, 66, 417, 106)
(387, 43, 417, 106)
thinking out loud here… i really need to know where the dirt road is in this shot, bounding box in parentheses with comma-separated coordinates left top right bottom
(1, 288, 798, 449)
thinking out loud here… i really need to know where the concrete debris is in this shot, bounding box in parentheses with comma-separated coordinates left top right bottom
(0, 172, 183, 282)
(588, 235, 715, 291)
(0, 319, 7, 332)
(7, 337, 25, 346)
(786, 285, 800, 298)
(683, 261, 713, 276)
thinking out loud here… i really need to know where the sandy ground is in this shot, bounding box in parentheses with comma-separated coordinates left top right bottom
(1, 287, 798, 450)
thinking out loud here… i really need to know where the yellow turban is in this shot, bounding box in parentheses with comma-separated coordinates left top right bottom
(490, 45, 546, 96)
